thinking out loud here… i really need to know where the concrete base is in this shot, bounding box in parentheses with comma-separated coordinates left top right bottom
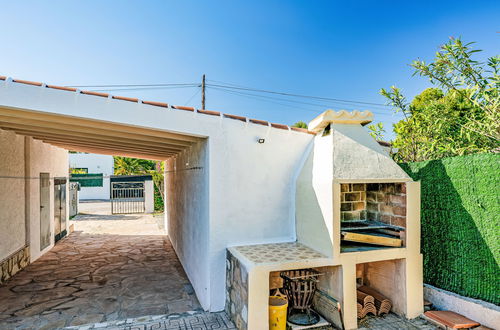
(424, 284, 500, 329)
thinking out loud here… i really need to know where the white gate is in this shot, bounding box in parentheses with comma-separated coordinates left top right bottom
(111, 181, 145, 214)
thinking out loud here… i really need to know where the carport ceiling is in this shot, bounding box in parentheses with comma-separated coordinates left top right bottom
(0, 107, 201, 160)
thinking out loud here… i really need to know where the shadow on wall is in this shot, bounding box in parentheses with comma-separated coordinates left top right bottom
(72, 214, 143, 221)
(401, 155, 500, 304)
(295, 148, 333, 256)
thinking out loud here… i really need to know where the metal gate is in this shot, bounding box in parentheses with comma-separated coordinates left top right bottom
(111, 181, 145, 214)
(54, 177, 67, 242)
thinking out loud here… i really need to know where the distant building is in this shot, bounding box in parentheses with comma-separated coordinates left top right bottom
(69, 153, 114, 200)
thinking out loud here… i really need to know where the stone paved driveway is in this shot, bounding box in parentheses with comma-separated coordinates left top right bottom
(0, 231, 202, 329)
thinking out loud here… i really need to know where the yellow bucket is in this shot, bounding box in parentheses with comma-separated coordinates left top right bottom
(269, 295, 288, 330)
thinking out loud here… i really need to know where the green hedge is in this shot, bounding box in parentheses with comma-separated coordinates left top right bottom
(70, 173, 104, 187)
(400, 153, 499, 305)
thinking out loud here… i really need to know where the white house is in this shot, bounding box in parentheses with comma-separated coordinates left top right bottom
(0, 76, 423, 329)
(69, 153, 114, 200)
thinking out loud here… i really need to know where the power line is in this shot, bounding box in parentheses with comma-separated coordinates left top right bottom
(208, 86, 398, 117)
(208, 85, 391, 113)
(184, 87, 202, 106)
(205, 81, 391, 107)
(66, 79, 391, 109)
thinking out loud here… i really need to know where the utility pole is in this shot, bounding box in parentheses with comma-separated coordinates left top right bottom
(201, 74, 206, 110)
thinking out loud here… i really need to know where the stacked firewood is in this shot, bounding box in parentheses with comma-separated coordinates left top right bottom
(356, 286, 392, 318)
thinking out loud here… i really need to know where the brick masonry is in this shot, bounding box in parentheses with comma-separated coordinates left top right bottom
(340, 183, 367, 221)
(340, 183, 407, 228)
(366, 183, 407, 228)
(0, 245, 29, 284)
(225, 251, 248, 330)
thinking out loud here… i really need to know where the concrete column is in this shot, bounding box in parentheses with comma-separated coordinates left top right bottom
(247, 268, 269, 330)
(341, 261, 358, 330)
(145, 180, 154, 213)
(406, 254, 424, 318)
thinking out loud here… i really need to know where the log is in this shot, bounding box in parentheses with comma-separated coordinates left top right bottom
(358, 285, 392, 315)
(341, 231, 402, 247)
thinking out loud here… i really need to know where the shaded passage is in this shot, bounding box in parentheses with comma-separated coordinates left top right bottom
(0, 232, 201, 329)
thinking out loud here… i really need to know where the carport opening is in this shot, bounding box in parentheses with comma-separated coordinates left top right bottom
(0, 114, 208, 327)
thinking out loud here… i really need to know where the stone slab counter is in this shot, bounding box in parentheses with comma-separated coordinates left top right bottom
(226, 242, 331, 330)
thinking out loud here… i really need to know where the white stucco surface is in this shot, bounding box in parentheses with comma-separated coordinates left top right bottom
(166, 140, 210, 309)
(207, 120, 312, 311)
(144, 180, 154, 213)
(0, 130, 26, 260)
(0, 128, 68, 263)
(69, 153, 114, 200)
(296, 134, 334, 257)
(27, 137, 69, 261)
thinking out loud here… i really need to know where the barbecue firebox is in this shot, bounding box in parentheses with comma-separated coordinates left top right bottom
(339, 182, 407, 252)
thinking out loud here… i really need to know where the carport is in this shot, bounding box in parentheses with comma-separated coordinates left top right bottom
(0, 105, 200, 160)
(0, 76, 315, 322)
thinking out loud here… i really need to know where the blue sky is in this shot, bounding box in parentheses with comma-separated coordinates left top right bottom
(1, 1, 499, 139)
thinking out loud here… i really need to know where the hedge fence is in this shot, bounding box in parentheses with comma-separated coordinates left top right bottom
(400, 153, 499, 305)
(70, 173, 104, 187)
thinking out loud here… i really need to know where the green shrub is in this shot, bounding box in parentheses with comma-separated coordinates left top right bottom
(401, 153, 500, 304)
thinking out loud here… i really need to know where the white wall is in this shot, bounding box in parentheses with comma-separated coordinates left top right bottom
(0, 130, 26, 260)
(165, 121, 313, 311)
(166, 140, 210, 309)
(27, 137, 69, 261)
(69, 153, 114, 200)
(144, 180, 154, 213)
(0, 128, 68, 263)
(207, 121, 313, 311)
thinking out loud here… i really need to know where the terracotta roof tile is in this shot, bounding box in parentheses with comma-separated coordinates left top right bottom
(249, 119, 269, 126)
(46, 85, 77, 92)
(142, 100, 169, 108)
(171, 105, 195, 111)
(12, 79, 43, 86)
(223, 113, 247, 122)
(81, 90, 109, 98)
(271, 123, 289, 130)
(3, 75, 318, 136)
(112, 95, 139, 103)
(197, 109, 221, 116)
(290, 127, 308, 133)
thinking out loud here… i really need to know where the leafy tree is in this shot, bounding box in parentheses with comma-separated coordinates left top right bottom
(69, 168, 88, 174)
(381, 38, 499, 162)
(292, 121, 308, 129)
(367, 122, 385, 140)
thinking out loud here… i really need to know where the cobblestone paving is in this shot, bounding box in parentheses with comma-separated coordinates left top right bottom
(358, 313, 438, 329)
(0, 232, 201, 329)
(65, 311, 236, 329)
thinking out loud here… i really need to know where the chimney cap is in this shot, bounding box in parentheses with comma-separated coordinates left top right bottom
(308, 110, 373, 133)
